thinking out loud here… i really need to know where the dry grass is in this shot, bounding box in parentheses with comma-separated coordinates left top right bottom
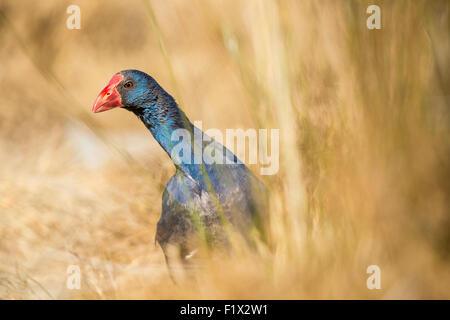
(0, 0, 449, 299)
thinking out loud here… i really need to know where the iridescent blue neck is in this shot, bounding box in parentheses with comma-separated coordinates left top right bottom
(130, 92, 242, 194)
(131, 93, 202, 176)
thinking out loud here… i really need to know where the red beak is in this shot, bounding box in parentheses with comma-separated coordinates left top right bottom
(92, 74, 124, 113)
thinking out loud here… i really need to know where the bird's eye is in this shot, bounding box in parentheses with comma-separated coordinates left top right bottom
(124, 81, 134, 89)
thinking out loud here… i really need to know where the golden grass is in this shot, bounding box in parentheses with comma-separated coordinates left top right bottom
(0, 0, 449, 299)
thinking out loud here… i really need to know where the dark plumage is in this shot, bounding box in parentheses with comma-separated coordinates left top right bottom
(93, 70, 268, 274)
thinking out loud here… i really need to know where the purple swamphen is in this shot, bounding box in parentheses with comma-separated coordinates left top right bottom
(93, 70, 268, 275)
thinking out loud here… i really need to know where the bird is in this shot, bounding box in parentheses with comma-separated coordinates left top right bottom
(92, 70, 268, 276)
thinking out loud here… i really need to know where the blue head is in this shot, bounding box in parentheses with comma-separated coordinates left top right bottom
(92, 69, 164, 113)
(93, 69, 191, 153)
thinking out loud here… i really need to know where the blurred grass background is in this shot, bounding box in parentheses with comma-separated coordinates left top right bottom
(0, 0, 449, 299)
